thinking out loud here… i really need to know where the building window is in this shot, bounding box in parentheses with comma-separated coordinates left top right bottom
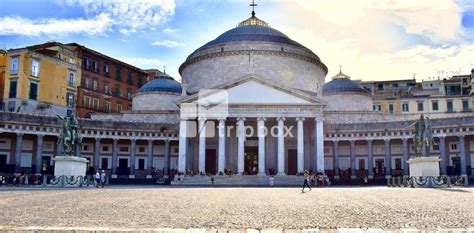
(447, 100, 454, 112)
(377, 83, 384, 90)
(463, 78, 468, 85)
(68, 71, 75, 87)
(83, 58, 90, 70)
(117, 104, 122, 113)
(432, 101, 439, 111)
(84, 77, 90, 88)
(8, 101, 15, 112)
(9, 79, 17, 98)
(127, 90, 132, 100)
(445, 85, 461, 96)
(10, 56, 19, 75)
(462, 99, 469, 111)
(417, 102, 424, 111)
(115, 67, 121, 81)
(92, 98, 99, 110)
(66, 92, 75, 108)
(83, 96, 90, 108)
(450, 143, 458, 151)
(373, 104, 381, 112)
(69, 58, 75, 64)
(388, 104, 394, 113)
(31, 59, 40, 77)
(93, 80, 98, 91)
(93, 61, 99, 73)
(138, 147, 145, 153)
(29, 81, 38, 100)
(104, 84, 109, 94)
(127, 71, 133, 84)
(104, 101, 111, 112)
(114, 87, 121, 97)
(103, 64, 109, 74)
(392, 83, 398, 88)
(402, 103, 409, 112)
(395, 158, 402, 170)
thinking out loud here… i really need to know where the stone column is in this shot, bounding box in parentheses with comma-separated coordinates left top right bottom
(384, 138, 391, 177)
(402, 137, 409, 176)
(112, 139, 118, 176)
(237, 117, 246, 174)
(164, 139, 170, 176)
(350, 140, 356, 179)
(129, 139, 136, 178)
(15, 133, 23, 171)
(94, 137, 101, 171)
(198, 117, 207, 174)
(35, 134, 44, 174)
(147, 139, 153, 178)
(333, 140, 339, 179)
(178, 119, 188, 173)
(257, 117, 266, 175)
(367, 139, 373, 179)
(439, 136, 447, 175)
(277, 116, 286, 175)
(459, 135, 467, 175)
(296, 117, 305, 175)
(315, 118, 325, 173)
(217, 118, 226, 174)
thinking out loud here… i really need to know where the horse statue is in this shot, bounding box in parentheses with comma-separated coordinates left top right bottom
(57, 114, 81, 156)
(406, 114, 435, 156)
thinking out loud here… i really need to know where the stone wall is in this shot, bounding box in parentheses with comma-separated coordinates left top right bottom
(181, 47, 326, 94)
(132, 92, 181, 111)
(323, 93, 372, 112)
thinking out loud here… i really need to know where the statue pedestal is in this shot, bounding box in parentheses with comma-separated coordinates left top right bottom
(53, 156, 88, 177)
(407, 156, 441, 177)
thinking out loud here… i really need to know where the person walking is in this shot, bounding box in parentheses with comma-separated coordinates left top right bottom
(100, 170, 106, 188)
(95, 171, 101, 188)
(302, 170, 312, 192)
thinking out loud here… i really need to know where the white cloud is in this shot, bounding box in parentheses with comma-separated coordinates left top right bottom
(152, 40, 184, 48)
(0, 14, 111, 36)
(0, 0, 175, 37)
(163, 27, 180, 33)
(271, 0, 472, 81)
(115, 57, 164, 69)
(293, 0, 462, 43)
(65, 0, 175, 33)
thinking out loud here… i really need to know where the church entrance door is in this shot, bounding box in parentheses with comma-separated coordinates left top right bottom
(244, 147, 258, 175)
(205, 149, 217, 175)
(287, 149, 297, 175)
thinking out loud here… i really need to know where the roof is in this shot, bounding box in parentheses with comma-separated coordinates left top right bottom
(137, 75, 182, 94)
(186, 14, 319, 61)
(323, 71, 370, 95)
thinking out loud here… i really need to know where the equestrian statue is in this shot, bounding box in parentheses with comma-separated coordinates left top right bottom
(57, 114, 81, 156)
(405, 114, 435, 157)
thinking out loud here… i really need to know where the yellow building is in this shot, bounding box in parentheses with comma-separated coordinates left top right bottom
(0, 50, 6, 106)
(3, 42, 81, 116)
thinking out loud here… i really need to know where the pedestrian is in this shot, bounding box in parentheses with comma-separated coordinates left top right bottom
(302, 170, 311, 192)
(100, 170, 106, 188)
(95, 171, 101, 188)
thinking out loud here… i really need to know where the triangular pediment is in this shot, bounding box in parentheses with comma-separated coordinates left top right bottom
(180, 77, 324, 106)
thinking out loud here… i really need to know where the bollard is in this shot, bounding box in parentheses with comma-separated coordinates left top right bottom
(43, 175, 47, 187)
(446, 176, 451, 188)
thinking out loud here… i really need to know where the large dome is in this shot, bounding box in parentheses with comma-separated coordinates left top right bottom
(179, 12, 328, 94)
(187, 16, 320, 61)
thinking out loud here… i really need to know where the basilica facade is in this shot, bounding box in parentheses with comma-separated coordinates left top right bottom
(0, 12, 473, 184)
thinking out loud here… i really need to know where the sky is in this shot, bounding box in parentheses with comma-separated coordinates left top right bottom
(0, 0, 473, 82)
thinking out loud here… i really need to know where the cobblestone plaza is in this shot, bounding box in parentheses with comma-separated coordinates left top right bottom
(0, 187, 473, 231)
